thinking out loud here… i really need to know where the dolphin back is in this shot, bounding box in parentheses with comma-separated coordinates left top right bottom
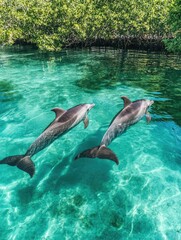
(0, 155, 35, 178)
(75, 145, 119, 165)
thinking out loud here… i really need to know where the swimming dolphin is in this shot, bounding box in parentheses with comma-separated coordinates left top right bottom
(75, 96, 154, 164)
(0, 103, 95, 177)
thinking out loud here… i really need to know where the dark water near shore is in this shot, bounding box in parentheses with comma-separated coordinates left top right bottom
(0, 47, 181, 240)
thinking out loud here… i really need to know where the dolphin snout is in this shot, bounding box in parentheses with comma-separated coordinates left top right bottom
(89, 103, 95, 109)
(150, 100, 154, 106)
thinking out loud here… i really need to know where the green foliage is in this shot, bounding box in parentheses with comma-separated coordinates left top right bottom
(163, 0, 181, 53)
(0, 0, 177, 51)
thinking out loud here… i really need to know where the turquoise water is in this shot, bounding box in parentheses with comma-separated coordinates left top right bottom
(0, 47, 181, 240)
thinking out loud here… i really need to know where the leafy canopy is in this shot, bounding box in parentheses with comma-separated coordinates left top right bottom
(0, 0, 178, 52)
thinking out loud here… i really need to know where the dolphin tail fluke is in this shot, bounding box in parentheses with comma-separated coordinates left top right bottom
(0, 155, 35, 178)
(75, 145, 119, 165)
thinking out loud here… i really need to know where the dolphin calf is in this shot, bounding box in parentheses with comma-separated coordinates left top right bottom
(0, 103, 95, 177)
(75, 96, 154, 164)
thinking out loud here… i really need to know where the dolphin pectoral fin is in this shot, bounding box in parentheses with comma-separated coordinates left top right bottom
(146, 112, 151, 123)
(83, 115, 89, 128)
(0, 155, 35, 178)
(75, 145, 119, 165)
(51, 107, 66, 118)
(17, 156, 35, 178)
(121, 96, 132, 108)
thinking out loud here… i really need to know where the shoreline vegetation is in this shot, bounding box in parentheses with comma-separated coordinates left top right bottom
(0, 0, 180, 53)
(64, 36, 166, 51)
(14, 36, 166, 52)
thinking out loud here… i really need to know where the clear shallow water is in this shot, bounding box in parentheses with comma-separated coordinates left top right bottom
(0, 47, 181, 240)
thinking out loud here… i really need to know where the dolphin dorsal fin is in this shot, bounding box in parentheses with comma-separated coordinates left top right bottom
(51, 107, 66, 119)
(121, 96, 132, 108)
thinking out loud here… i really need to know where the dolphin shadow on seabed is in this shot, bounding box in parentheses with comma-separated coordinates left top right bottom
(37, 128, 112, 188)
(23, 134, 112, 198)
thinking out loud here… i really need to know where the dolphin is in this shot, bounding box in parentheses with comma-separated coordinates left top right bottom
(0, 103, 95, 177)
(75, 96, 154, 164)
